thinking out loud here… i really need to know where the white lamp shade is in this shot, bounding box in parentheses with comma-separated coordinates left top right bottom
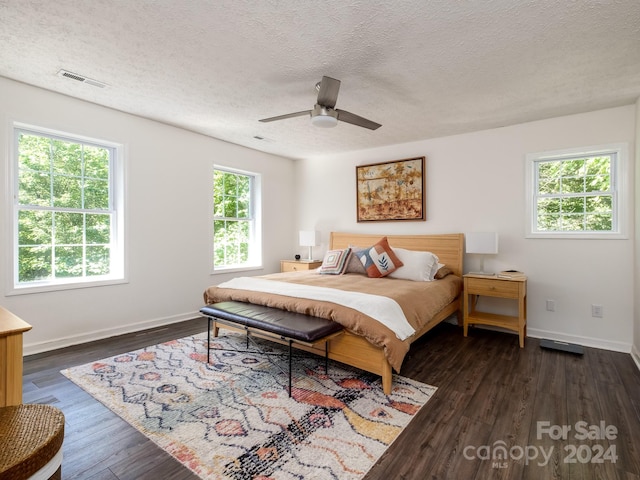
(465, 232, 499, 254)
(299, 230, 319, 247)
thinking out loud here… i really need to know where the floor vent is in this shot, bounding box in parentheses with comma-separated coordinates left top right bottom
(57, 69, 107, 88)
(540, 338, 584, 355)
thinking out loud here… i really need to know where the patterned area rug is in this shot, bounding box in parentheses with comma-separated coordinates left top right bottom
(61, 333, 436, 479)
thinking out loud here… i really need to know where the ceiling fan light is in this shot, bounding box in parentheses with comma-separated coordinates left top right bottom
(310, 114, 338, 128)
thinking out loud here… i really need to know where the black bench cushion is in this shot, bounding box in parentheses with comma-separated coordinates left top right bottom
(200, 301, 343, 343)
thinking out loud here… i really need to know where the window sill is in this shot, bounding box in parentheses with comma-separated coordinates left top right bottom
(211, 265, 264, 275)
(6, 277, 128, 296)
(525, 232, 628, 240)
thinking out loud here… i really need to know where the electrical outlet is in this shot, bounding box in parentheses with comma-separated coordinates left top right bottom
(592, 304, 603, 318)
(546, 299, 555, 312)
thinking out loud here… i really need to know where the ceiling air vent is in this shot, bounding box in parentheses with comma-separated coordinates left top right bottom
(57, 69, 107, 88)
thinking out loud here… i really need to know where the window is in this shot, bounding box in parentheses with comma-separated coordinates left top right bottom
(9, 124, 125, 293)
(212, 167, 261, 271)
(526, 144, 628, 238)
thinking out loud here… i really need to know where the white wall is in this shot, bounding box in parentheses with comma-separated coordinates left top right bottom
(295, 106, 636, 352)
(2, 76, 635, 357)
(0, 77, 296, 354)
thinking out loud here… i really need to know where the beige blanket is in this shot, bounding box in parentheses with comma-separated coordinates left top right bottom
(203, 271, 462, 371)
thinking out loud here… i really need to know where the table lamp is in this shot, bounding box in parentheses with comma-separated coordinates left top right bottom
(299, 230, 319, 261)
(466, 232, 498, 275)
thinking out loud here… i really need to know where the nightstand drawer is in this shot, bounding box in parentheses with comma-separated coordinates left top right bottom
(465, 277, 520, 298)
(280, 260, 322, 272)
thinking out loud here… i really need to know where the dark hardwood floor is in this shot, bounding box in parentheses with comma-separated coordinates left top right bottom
(23, 319, 640, 479)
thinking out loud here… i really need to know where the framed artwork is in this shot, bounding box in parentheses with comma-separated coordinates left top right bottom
(356, 156, 425, 222)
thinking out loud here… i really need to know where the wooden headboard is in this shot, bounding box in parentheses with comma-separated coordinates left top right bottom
(329, 232, 464, 277)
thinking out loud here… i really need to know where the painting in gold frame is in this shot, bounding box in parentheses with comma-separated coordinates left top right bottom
(356, 156, 425, 222)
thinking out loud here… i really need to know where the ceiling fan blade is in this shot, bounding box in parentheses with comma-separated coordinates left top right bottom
(259, 110, 310, 123)
(316, 76, 341, 108)
(336, 109, 382, 130)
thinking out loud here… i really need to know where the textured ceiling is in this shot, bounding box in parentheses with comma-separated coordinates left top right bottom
(1, 0, 639, 160)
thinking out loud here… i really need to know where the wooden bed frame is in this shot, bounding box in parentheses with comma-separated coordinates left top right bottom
(210, 232, 464, 395)
(294, 232, 464, 394)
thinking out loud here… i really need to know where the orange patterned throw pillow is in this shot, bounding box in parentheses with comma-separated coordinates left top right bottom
(355, 237, 404, 278)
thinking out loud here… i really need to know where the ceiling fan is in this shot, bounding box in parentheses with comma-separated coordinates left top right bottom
(259, 76, 382, 130)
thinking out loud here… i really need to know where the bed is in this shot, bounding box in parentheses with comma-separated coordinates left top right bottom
(203, 232, 464, 394)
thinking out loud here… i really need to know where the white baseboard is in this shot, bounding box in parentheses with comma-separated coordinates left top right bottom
(526, 327, 631, 353)
(631, 344, 640, 372)
(23, 311, 201, 356)
(462, 323, 632, 354)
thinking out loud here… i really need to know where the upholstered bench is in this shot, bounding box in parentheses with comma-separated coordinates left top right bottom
(200, 301, 344, 394)
(0, 404, 65, 480)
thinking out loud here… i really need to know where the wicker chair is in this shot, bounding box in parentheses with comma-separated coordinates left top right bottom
(0, 404, 65, 480)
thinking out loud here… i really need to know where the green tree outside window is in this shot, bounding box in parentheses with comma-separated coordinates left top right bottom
(213, 169, 253, 268)
(535, 155, 614, 233)
(16, 131, 113, 283)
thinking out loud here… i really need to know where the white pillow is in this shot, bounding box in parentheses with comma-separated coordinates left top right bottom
(388, 248, 440, 281)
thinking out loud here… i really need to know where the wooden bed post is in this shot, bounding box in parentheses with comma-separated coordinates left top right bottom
(381, 360, 393, 395)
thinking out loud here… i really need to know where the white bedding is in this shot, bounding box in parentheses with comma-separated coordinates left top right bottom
(217, 276, 416, 340)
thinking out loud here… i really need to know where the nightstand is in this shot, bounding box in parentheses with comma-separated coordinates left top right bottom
(280, 260, 322, 272)
(463, 274, 527, 347)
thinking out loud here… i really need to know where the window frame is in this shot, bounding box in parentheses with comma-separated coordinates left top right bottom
(525, 143, 628, 239)
(211, 165, 262, 274)
(6, 122, 127, 295)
